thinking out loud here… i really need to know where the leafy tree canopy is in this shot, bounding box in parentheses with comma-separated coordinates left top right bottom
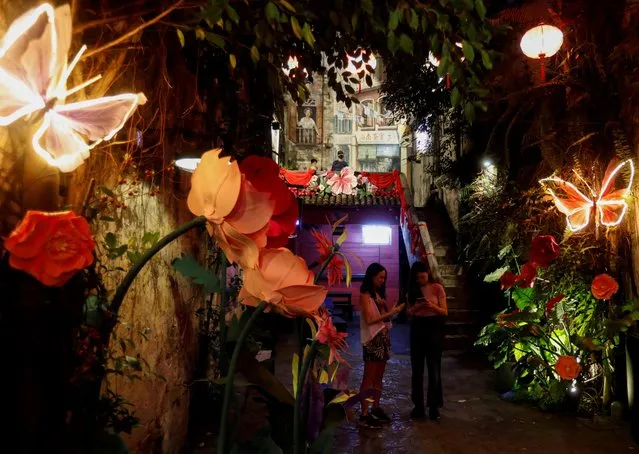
(177, 0, 496, 118)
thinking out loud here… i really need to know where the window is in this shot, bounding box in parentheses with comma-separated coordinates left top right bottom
(362, 225, 392, 245)
(357, 145, 400, 172)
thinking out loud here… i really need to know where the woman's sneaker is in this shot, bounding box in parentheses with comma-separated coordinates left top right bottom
(429, 408, 441, 421)
(370, 406, 392, 424)
(357, 414, 383, 429)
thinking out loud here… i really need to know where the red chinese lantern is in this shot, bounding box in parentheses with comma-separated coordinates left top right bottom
(520, 24, 563, 82)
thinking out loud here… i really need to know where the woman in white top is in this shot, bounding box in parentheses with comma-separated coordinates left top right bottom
(358, 263, 404, 429)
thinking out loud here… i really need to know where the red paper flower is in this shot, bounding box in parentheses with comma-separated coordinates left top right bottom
(188, 149, 273, 268)
(529, 235, 560, 269)
(239, 248, 327, 317)
(555, 355, 581, 380)
(310, 229, 344, 287)
(5, 211, 95, 287)
(545, 294, 565, 316)
(500, 270, 517, 290)
(591, 274, 619, 300)
(315, 307, 348, 365)
(240, 156, 299, 248)
(517, 262, 537, 288)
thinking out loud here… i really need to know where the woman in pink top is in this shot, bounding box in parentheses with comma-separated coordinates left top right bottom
(357, 263, 404, 429)
(407, 261, 447, 420)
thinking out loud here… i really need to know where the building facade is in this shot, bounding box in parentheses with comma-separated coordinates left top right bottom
(281, 62, 410, 176)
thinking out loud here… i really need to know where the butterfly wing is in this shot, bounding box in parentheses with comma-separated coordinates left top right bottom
(32, 93, 146, 172)
(597, 159, 635, 227)
(540, 177, 594, 231)
(0, 4, 71, 125)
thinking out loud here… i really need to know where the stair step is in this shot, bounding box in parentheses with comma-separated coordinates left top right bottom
(443, 334, 474, 351)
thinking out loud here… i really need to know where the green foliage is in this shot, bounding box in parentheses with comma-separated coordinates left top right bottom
(180, 0, 495, 114)
(476, 234, 639, 414)
(172, 254, 221, 293)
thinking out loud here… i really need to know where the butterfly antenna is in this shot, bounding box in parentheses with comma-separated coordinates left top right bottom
(572, 169, 596, 198)
(57, 45, 103, 97)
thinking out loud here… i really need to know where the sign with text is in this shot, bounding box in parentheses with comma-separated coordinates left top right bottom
(356, 130, 399, 145)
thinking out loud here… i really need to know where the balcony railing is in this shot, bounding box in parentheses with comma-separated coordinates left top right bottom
(333, 116, 353, 134)
(296, 127, 317, 144)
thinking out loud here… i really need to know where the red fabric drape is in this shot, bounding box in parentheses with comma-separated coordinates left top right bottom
(361, 170, 400, 189)
(280, 168, 315, 186)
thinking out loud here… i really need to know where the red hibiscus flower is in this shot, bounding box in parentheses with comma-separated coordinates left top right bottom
(555, 355, 581, 380)
(5, 211, 95, 287)
(240, 156, 299, 248)
(529, 235, 560, 269)
(496, 309, 520, 328)
(591, 274, 619, 300)
(315, 307, 349, 365)
(500, 271, 517, 290)
(517, 262, 537, 288)
(545, 294, 565, 316)
(310, 229, 344, 287)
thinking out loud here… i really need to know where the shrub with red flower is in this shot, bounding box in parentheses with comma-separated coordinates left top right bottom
(554, 355, 581, 380)
(517, 262, 537, 288)
(240, 156, 299, 248)
(529, 235, 560, 269)
(500, 270, 517, 290)
(310, 229, 344, 287)
(497, 309, 520, 328)
(5, 211, 96, 287)
(545, 294, 565, 317)
(315, 307, 348, 365)
(591, 274, 619, 300)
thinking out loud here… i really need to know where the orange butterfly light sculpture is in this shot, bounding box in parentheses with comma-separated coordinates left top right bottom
(0, 3, 146, 172)
(540, 159, 635, 232)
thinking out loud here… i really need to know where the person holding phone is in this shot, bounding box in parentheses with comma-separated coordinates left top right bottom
(358, 262, 405, 428)
(407, 261, 448, 420)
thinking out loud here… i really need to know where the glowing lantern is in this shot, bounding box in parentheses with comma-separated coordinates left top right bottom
(520, 24, 563, 81)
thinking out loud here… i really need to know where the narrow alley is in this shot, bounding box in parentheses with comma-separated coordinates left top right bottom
(275, 320, 635, 454)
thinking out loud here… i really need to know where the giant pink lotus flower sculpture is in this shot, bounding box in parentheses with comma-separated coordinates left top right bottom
(326, 167, 358, 195)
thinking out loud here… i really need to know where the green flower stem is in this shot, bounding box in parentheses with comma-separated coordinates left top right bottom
(218, 301, 268, 454)
(109, 215, 207, 318)
(219, 253, 229, 374)
(294, 339, 318, 454)
(314, 250, 337, 285)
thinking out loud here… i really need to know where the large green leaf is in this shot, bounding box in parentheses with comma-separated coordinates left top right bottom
(171, 254, 221, 293)
(310, 426, 336, 454)
(512, 288, 534, 310)
(237, 348, 295, 406)
(484, 266, 509, 283)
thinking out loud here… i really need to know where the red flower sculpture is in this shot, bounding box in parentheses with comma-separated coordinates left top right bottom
(240, 156, 299, 248)
(5, 211, 95, 287)
(310, 229, 344, 287)
(517, 262, 537, 288)
(529, 235, 560, 269)
(545, 294, 565, 316)
(555, 355, 581, 380)
(591, 274, 619, 300)
(500, 271, 517, 290)
(315, 307, 348, 365)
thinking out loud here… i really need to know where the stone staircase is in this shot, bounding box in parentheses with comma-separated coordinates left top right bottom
(416, 204, 479, 351)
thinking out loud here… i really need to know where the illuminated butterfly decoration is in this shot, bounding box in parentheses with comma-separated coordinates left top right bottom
(539, 159, 635, 232)
(0, 3, 146, 172)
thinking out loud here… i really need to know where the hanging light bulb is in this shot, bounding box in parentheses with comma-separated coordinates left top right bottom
(520, 24, 564, 81)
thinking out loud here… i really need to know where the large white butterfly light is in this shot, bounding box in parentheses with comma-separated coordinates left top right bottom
(0, 3, 146, 172)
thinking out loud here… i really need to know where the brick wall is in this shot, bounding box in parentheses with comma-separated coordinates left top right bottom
(297, 223, 401, 309)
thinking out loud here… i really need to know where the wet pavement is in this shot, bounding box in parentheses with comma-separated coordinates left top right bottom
(274, 317, 636, 454)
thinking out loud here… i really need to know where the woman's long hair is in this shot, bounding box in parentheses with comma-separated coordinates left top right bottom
(407, 261, 429, 304)
(360, 262, 387, 300)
